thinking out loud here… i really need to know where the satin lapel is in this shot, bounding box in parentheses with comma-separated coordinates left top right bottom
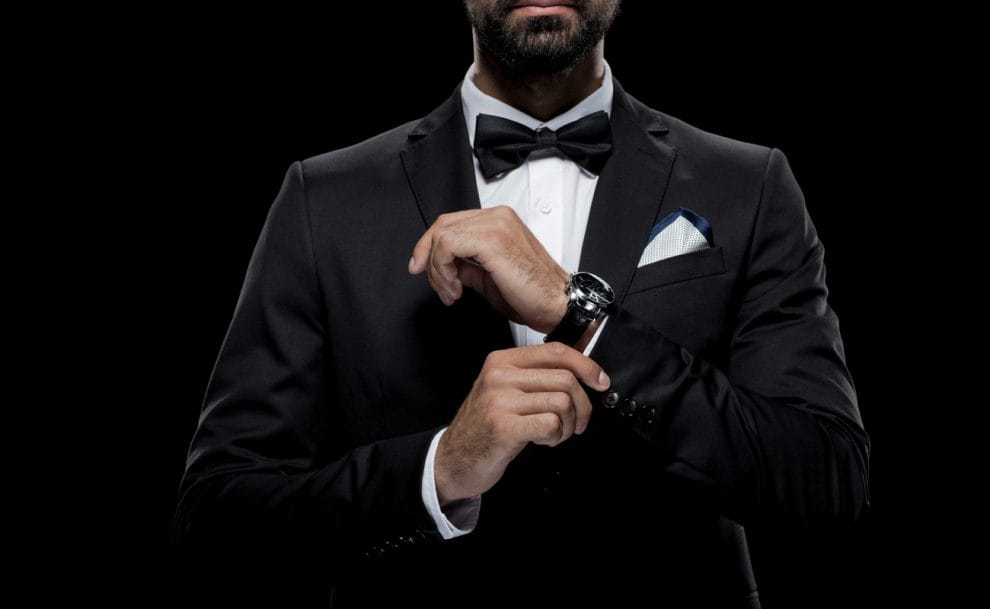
(400, 87, 484, 226)
(578, 81, 678, 306)
(400, 86, 514, 350)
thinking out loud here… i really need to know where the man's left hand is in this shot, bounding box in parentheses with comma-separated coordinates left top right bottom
(409, 205, 568, 334)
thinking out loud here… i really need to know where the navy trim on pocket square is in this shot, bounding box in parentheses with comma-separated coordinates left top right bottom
(647, 208, 713, 246)
(638, 208, 714, 268)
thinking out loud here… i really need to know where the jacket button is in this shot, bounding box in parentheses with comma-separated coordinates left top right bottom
(603, 390, 620, 408)
(619, 399, 637, 417)
(638, 405, 656, 425)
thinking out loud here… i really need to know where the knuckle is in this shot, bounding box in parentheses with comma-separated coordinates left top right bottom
(484, 365, 508, 385)
(494, 205, 513, 218)
(551, 369, 576, 386)
(487, 207, 516, 229)
(489, 227, 510, 248)
(548, 392, 571, 413)
(493, 212, 511, 229)
(434, 230, 450, 249)
(484, 350, 504, 368)
(547, 341, 567, 357)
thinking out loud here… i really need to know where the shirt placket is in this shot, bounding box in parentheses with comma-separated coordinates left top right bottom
(522, 154, 564, 346)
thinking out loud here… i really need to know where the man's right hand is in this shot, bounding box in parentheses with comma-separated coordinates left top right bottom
(434, 341, 611, 506)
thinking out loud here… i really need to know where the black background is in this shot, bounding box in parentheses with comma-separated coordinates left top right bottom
(88, 4, 959, 607)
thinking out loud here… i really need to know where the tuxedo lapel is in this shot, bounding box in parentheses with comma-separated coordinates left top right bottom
(400, 87, 484, 226)
(400, 86, 514, 350)
(579, 80, 678, 306)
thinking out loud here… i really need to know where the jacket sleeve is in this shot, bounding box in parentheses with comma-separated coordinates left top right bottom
(172, 161, 441, 573)
(587, 148, 870, 526)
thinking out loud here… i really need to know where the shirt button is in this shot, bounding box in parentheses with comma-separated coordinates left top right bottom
(539, 202, 552, 214)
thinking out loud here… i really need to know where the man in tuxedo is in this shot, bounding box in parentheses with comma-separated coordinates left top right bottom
(174, 1, 870, 607)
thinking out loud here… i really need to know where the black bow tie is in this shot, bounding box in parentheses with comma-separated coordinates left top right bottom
(472, 110, 613, 180)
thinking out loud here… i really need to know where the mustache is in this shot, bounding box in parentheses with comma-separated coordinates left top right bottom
(499, 0, 587, 15)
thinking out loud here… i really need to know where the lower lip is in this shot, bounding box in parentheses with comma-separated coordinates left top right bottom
(511, 5, 576, 17)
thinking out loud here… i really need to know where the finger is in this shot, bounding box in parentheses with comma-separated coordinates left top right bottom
(427, 228, 494, 302)
(515, 412, 567, 447)
(409, 210, 485, 274)
(498, 342, 611, 391)
(430, 232, 462, 283)
(427, 268, 455, 306)
(410, 228, 435, 275)
(455, 258, 487, 294)
(429, 244, 462, 303)
(446, 258, 489, 303)
(510, 391, 577, 441)
(491, 368, 593, 434)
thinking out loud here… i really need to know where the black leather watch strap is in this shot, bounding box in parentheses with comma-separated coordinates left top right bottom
(544, 306, 594, 346)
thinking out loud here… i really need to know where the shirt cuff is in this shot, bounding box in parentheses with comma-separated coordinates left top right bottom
(582, 314, 609, 356)
(421, 427, 481, 539)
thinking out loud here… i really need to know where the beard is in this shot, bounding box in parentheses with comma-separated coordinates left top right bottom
(464, 0, 620, 75)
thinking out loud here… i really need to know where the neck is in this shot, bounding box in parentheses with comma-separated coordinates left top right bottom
(471, 39, 606, 121)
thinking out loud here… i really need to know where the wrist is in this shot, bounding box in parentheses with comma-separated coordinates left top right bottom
(542, 271, 614, 346)
(539, 268, 571, 334)
(434, 433, 461, 508)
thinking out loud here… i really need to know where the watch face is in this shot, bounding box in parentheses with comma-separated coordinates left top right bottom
(573, 272, 614, 306)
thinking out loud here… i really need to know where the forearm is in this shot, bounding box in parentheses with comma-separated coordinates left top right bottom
(174, 427, 442, 564)
(588, 299, 869, 526)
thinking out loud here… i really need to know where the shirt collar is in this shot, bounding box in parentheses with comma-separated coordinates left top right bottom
(460, 60, 615, 147)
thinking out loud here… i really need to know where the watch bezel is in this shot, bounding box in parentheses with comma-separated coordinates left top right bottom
(569, 271, 614, 315)
(544, 272, 614, 346)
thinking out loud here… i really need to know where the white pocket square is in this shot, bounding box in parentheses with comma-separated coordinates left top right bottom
(638, 208, 713, 268)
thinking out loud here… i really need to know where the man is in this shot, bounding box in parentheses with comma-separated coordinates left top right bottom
(174, 1, 870, 607)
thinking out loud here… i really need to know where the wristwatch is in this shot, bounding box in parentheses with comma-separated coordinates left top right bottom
(544, 272, 614, 346)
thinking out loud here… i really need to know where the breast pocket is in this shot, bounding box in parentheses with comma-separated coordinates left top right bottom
(626, 246, 726, 295)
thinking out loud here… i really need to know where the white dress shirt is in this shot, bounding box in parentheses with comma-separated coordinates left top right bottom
(420, 61, 615, 539)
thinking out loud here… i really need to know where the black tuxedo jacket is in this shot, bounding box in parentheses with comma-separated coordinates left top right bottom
(174, 79, 870, 608)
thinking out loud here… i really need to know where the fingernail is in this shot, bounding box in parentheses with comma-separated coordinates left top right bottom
(598, 370, 610, 388)
(408, 256, 416, 272)
(576, 423, 587, 435)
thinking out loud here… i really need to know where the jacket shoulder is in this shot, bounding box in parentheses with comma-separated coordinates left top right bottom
(626, 93, 775, 173)
(297, 118, 420, 184)
(668, 115, 773, 174)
